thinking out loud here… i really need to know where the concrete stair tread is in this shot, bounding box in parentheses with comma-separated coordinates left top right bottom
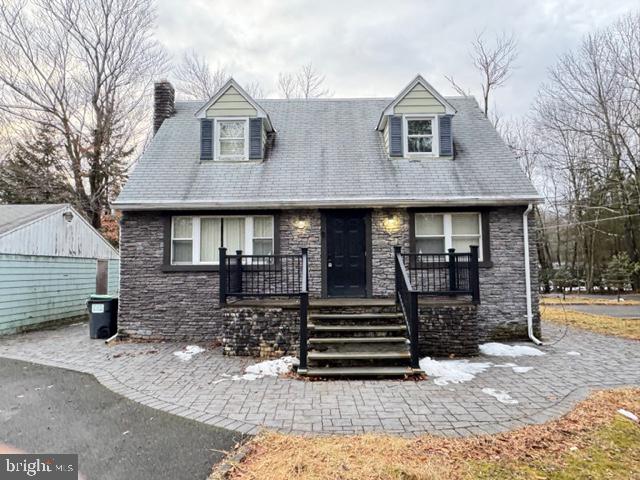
(302, 366, 418, 377)
(309, 313, 402, 320)
(308, 337, 408, 344)
(308, 351, 410, 360)
(308, 324, 407, 332)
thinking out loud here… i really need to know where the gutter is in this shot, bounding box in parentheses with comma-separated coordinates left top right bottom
(523, 203, 543, 345)
(112, 196, 544, 211)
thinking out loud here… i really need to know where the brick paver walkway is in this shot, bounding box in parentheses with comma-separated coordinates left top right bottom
(0, 322, 638, 437)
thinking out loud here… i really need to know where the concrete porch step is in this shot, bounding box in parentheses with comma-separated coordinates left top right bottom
(308, 336, 408, 344)
(301, 366, 418, 377)
(308, 351, 410, 361)
(309, 313, 402, 321)
(307, 324, 407, 332)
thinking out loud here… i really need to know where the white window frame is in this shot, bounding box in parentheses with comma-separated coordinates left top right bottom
(171, 216, 194, 265)
(403, 115, 439, 157)
(415, 212, 483, 260)
(251, 215, 275, 256)
(214, 117, 249, 162)
(170, 215, 274, 265)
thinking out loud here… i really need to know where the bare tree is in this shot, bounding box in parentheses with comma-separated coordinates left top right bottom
(531, 11, 640, 290)
(0, 0, 168, 228)
(296, 63, 332, 98)
(444, 31, 518, 122)
(244, 81, 265, 99)
(174, 51, 230, 99)
(173, 51, 265, 99)
(472, 31, 519, 117)
(277, 72, 298, 99)
(277, 63, 332, 99)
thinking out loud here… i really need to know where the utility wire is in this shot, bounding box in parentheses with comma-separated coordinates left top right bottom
(535, 212, 640, 230)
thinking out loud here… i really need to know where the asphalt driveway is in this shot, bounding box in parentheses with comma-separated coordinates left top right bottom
(0, 358, 244, 480)
(567, 304, 640, 318)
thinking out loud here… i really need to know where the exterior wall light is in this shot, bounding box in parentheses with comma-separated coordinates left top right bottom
(383, 215, 400, 233)
(293, 218, 308, 230)
(62, 211, 74, 223)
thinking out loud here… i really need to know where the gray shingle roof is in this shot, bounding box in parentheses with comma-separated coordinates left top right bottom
(115, 97, 540, 209)
(0, 204, 68, 236)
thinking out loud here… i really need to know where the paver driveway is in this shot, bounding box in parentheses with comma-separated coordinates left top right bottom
(0, 322, 638, 437)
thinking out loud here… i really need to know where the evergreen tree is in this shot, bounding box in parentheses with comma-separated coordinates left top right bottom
(603, 253, 635, 301)
(0, 127, 74, 205)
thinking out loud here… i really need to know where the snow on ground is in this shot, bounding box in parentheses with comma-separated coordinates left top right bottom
(222, 356, 300, 381)
(245, 356, 299, 377)
(419, 357, 491, 385)
(173, 345, 205, 361)
(618, 409, 639, 422)
(482, 388, 519, 404)
(512, 366, 534, 373)
(480, 342, 545, 357)
(566, 351, 581, 356)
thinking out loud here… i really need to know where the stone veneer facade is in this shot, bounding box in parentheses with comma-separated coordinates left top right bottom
(118, 206, 539, 349)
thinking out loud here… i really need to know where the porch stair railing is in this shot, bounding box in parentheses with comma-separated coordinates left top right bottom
(219, 247, 309, 371)
(394, 245, 481, 371)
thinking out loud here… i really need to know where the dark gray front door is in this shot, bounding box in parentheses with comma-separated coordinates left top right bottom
(326, 211, 367, 297)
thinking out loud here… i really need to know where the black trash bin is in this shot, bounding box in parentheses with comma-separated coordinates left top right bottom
(87, 294, 118, 339)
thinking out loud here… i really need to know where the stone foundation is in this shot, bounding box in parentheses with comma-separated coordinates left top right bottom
(221, 307, 300, 357)
(418, 302, 479, 357)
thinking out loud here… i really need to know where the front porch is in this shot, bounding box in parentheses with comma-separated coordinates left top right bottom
(218, 246, 481, 377)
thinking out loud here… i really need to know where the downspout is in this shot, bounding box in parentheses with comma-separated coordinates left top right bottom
(523, 203, 543, 345)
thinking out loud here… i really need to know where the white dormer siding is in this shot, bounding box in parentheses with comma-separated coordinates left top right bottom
(206, 85, 258, 117)
(394, 83, 446, 115)
(378, 75, 456, 159)
(195, 79, 274, 162)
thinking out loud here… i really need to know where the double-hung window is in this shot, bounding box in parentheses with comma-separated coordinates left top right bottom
(171, 215, 275, 265)
(215, 119, 248, 161)
(404, 116, 439, 156)
(415, 213, 482, 259)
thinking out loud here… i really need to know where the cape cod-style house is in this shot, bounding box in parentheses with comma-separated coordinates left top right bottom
(113, 75, 542, 377)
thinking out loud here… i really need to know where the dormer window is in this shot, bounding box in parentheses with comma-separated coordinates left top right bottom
(404, 116, 439, 156)
(215, 118, 248, 161)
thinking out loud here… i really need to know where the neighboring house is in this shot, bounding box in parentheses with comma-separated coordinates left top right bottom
(113, 75, 541, 376)
(0, 204, 120, 336)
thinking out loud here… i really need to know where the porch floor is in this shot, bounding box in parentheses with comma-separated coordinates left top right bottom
(226, 297, 473, 309)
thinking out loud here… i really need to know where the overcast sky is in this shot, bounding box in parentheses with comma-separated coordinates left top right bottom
(156, 0, 638, 118)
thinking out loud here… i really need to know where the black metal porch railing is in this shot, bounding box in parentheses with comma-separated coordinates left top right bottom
(394, 245, 480, 371)
(219, 247, 309, 371)
(401, 247, 480, 302)
(394, 247, 420, 370)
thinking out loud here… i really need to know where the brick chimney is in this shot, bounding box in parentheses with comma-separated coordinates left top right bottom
(153, 80, 175, 135)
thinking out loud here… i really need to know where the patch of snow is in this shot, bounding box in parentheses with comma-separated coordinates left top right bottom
(494, 363, 518, 368)
(419, 357, 491, 385)
(512, 366, 534, 373)
(222, 356, 300, 381)
(566, 351, 581, 356)
(618, 409, 639, 422)
(482, 388, 519, 404)
(245, 356, 299, 377)
(173, 345, 205, 361)
(480, 342, 545, 357)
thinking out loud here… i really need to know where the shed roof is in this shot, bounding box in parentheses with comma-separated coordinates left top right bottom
(0, 204, 68, 237)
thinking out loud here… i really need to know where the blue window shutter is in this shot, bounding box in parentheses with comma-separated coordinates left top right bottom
(439, 115, 453, 157)
(249, 118, 263, 160)
(200, 119, 213, 160)
(389, 115, 403, 157)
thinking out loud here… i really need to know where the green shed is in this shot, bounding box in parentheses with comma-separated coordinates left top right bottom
(0, 204, 119, 335)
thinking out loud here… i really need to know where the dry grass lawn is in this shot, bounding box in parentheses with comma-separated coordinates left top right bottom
(210, 388, 640, 480)
(541, 296, 640, 306)
(541, 304, 640, 340)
